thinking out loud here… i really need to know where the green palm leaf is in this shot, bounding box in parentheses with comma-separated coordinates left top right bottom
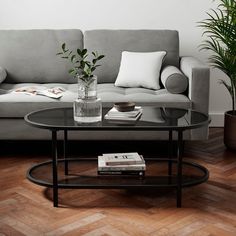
(199, 0, 236, 111)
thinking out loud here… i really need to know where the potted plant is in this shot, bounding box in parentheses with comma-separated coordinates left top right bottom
(57, 44, 105, 122)
(199, 0, 236, 149)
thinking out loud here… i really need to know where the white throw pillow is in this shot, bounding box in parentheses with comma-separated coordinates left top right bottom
(115, 51, 166, 90)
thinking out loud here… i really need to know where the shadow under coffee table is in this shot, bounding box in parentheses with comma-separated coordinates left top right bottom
(25, 106, 210, 207)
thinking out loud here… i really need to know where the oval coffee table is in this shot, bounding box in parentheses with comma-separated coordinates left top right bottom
(25, 106, 210, 207)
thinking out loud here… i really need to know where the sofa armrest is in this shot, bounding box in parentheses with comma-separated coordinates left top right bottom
(0, 67, 7, 83)
(180, 57, 210, 114)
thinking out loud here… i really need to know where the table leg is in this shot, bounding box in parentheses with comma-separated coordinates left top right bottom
(168, 130, 173, 176)
(176, 130, 183, 208)
(52, 131, 58, 207)
(64, 130, 68, 175)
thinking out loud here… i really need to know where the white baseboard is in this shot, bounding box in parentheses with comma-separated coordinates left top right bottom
(209, 112, 224, 127)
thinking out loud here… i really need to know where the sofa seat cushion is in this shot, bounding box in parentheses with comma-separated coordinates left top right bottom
(0, 83, 77, 117)
(0, 83, 191, 118)
(98, 84, 191, 107)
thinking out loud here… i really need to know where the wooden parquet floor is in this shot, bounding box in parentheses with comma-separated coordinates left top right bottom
(0, 128, 236, 236)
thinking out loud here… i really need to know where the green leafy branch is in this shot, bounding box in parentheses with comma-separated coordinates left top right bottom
(57, 43, 105, 84)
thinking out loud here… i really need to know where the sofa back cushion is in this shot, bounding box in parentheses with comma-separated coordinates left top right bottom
(84, 30, 179, 83)
(0, 29, 83, 83)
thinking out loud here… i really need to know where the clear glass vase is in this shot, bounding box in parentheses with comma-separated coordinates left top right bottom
(77, 75, 97, 99)
(74, 75, 102, 123)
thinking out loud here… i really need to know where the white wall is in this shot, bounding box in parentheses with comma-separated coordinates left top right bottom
(0, 0, 230, 126)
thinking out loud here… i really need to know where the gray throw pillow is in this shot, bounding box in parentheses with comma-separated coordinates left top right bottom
(0, 67, 7, 83)
(161, 66, 188, 94)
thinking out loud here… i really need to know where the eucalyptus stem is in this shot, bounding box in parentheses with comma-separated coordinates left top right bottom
(84, 85, 89, 99)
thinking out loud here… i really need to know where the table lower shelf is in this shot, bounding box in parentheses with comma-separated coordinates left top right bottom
(27, 158, 209, 189)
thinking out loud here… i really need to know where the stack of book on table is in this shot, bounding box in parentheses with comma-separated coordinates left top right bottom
(98, 152, 146, 176)
(104, 106, 142, 121)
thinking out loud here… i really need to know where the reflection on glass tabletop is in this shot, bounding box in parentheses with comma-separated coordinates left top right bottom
(25, 106, 210, 131)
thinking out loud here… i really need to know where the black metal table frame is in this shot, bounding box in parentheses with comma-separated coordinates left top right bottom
(27, 128, 208, 208)
(25, 107, 210, 208)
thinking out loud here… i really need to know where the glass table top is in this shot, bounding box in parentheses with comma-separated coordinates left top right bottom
(24, 107, 210, 131)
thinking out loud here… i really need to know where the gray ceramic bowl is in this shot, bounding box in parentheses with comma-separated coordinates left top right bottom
(114, 102, 135, 112)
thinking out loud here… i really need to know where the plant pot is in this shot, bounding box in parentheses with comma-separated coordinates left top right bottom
(224, 110, 236, 150)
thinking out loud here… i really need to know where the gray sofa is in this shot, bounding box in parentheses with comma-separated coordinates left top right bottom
(0, 29, 210, 140)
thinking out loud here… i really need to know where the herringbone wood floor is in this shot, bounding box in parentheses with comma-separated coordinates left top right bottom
(0, 128, 236, 236)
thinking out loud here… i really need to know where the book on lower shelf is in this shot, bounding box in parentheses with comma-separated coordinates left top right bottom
(104, 106, 142, 121)
(97, 153, 146, 176)
(102, 152, 145, 166)
(97, 170, 145, 176)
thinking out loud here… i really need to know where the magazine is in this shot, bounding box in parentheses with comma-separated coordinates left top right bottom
(12, 86, 65, 99)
